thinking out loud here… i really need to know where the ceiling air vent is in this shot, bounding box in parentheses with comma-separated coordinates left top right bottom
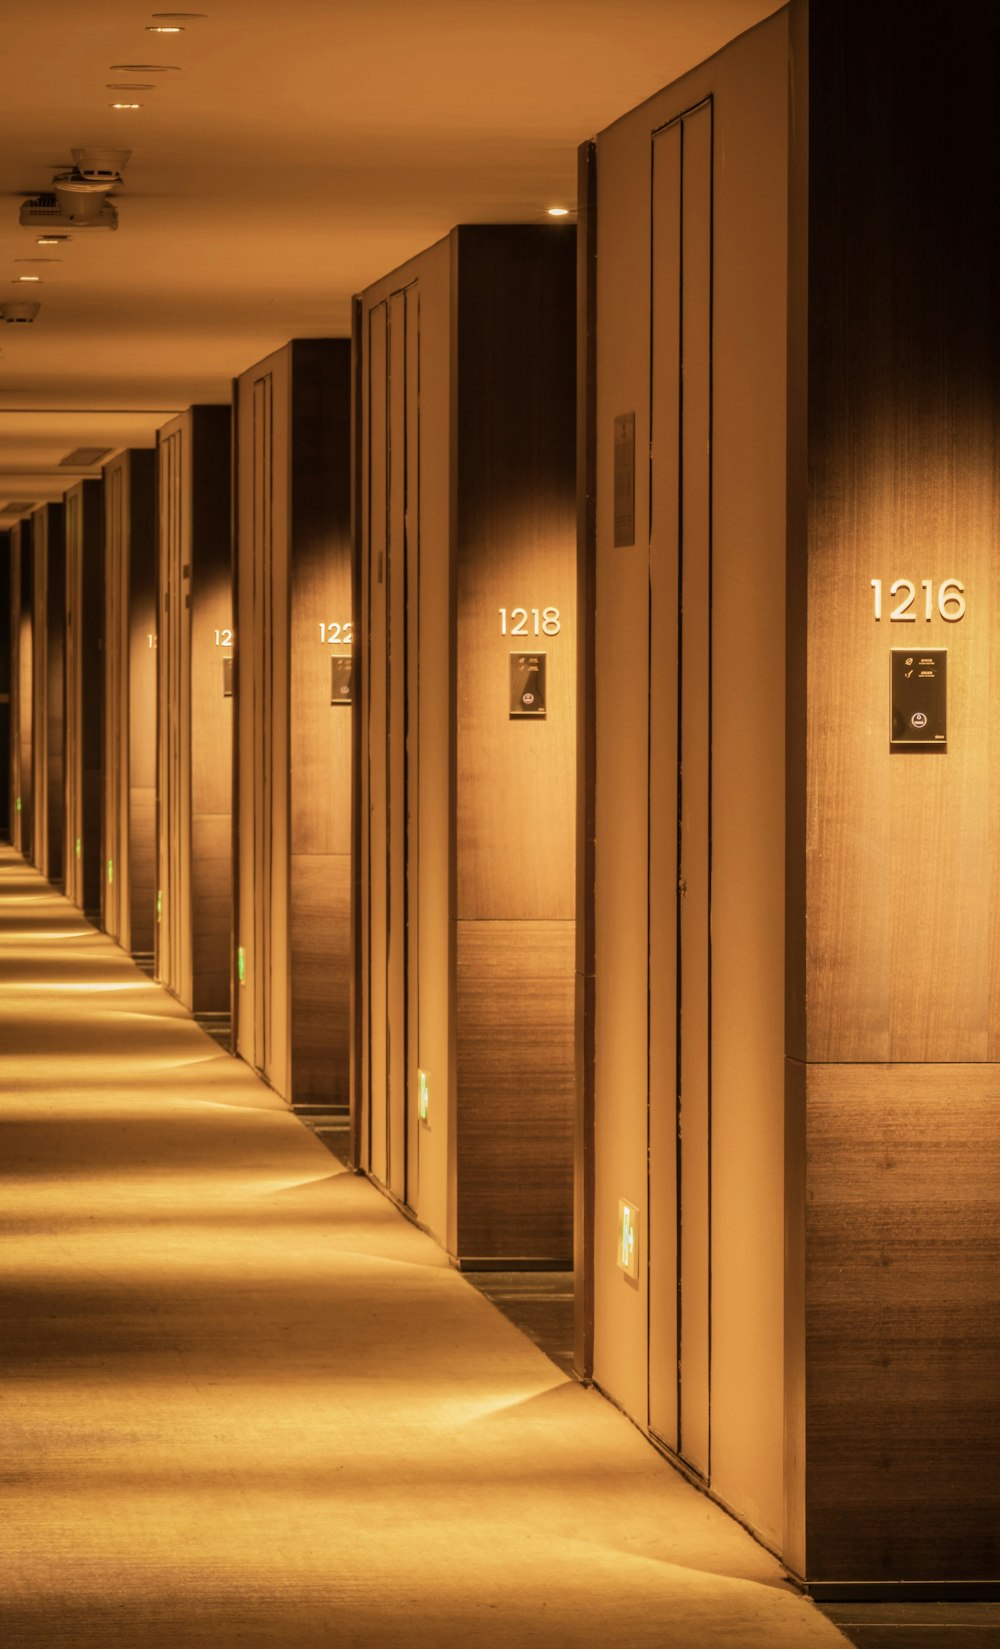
(60, 448, 112, 467)
(2, 502, 36, 515)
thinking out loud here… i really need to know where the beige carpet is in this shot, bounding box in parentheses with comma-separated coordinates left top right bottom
(0, 847, 848, 1648)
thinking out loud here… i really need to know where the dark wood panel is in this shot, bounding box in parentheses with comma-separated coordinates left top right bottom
(290, 852, 351, 1105)
(455, 919, 575, 1263)
(11, 520, 33, 859)
(800, 0, 1000, 1065)
(804, 1062, 1000, 1582)
(454, 226, 577, 923)
(190, 811, 231, 1015)
(64, 481, 103, 915)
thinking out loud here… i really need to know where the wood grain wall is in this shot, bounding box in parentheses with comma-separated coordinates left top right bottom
(156, 407, 232, 1016)
(0, 531, 10, 840)
(786, 0, 1000, 1588)
(234, 340, 352, 1105)
(30, 503, 64, 885)
(63, 481, 103, 916)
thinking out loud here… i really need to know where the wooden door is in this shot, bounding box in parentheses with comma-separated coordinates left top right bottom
(647, 99, 713, 1477)
(64, 482, 102, 915)
(11, 522, 33, 858)
(156, 423, 191, 1000)
(365, 284, 419, 1205)
(103, 460, 126, 939)
(32, 505, 65, 885)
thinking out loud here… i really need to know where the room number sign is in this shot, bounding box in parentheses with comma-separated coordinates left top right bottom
(870, 579, 965, 622)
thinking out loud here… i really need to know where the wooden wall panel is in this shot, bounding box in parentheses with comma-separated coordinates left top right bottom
(63, 482, 103, 916)
(803, 1064, 1000, 1582)
(784, 0, 1000, 1591)
(156, 407, 232, 1016)
(10, 520, 33, 858)
(102, 450, 156, 956)
(0, 531, 10, 841)
(31, 503, 65, 884)
(357, 228, 576, 1266)
(234, 340, 351, 1106)
(455, 921, 574, 1262)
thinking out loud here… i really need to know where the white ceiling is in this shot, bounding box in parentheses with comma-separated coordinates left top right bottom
(0, 0, 779, 514)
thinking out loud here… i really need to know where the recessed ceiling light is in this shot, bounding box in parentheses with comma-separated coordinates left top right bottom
(151, 11, 208, 18)
(110, 63, 180, 71)
(13, 275, 42, 283)
(146, 24, 183, 30)
(108, 82, 155, 89)
(547, 207, 570, 217)
(37, 235, 71, 245)
(111, 102, 143, 109)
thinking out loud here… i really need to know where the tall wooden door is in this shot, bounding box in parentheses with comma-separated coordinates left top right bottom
(156, 408, 232, 1016)
(10, 520, 33, 858)
(103, 450, 156, 956)
(364, 284, 420, 1206)
(647, 99, 713, 1476)
(64, 481, 103, 915)
(31, 503, 65, 884)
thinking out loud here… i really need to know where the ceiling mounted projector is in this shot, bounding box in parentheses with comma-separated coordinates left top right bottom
(1, 301, 42, 323)
(20, 192, 118, 231)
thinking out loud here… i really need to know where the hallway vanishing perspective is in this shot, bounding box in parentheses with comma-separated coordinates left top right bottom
(0, 848, 848, 1648)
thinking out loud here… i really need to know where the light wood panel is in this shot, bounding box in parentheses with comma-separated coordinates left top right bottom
(30, 503, 65, 885)
(590, 10, 788, 1551)
(156, 407, 232, 1016)
(10, 520, 33, 858)
(233, 340, 351, 1105)
(102, 450, 156, 956)
(63, 482, 103, 916)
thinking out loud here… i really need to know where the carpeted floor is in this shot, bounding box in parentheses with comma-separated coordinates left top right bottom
(0, 847, 850, 1648)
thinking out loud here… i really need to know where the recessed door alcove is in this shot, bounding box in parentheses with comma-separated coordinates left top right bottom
(356, 225, 577, 1267)
(156, 407, 232, 1021)
(102, 449, 157, 959)
(63, 480, 103, 917)
(30, 502, 65, 886)
(233, 339, 352, 1109)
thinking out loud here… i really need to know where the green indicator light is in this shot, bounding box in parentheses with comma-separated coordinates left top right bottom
(76, 837, 82, 858)
(107, 858, 114, 884)
(237, 945, 246, 984)
(15, 796, 21, 814)
(418, 1068, 430, 1124)
(156, 889, 162, 922)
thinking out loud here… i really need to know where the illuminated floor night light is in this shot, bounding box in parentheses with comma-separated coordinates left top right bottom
(0, 847, 849, 1649)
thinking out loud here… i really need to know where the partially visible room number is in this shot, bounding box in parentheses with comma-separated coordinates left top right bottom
(213, 628, 235, 646)
(871, 579, 965, 622)
(499, 606, 561, 636)
(320, 621, 353, 644)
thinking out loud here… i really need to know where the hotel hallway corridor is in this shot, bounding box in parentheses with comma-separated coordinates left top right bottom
(0, 845, 848, 1648)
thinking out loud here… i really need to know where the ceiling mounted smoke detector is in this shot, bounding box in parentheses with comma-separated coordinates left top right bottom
(71, 148, 131, 182)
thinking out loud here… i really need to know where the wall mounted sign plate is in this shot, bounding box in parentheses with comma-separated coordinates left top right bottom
(613, 412, 636, 547)
(331, 654, 352, 705)
(891, 647, 947, 746)
(222, 655, 234, 699)
(509, 651, 547, 718)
